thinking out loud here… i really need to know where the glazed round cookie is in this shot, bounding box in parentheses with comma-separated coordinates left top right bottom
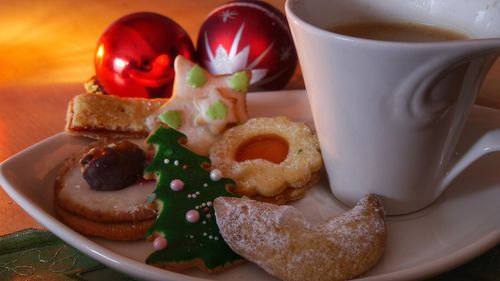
(54, 139, 157, 241)
(209, 116, 322, 204)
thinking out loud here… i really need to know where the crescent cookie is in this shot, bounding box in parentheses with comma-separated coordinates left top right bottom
(209, 116, 323, 204)
(213, 195, 386, 281)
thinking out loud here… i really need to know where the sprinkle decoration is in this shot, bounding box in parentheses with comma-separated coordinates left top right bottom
(210, 169, 222, 181)
(159, 110, 183, 129)
(187, 64, 208, 88)
(170, 179, 184, 191)
(144, 127, 242, 270)
(185, 209, 201, 223)
(153, 236, 168, 250)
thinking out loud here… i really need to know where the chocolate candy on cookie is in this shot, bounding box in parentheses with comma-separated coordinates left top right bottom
(209, 116, 323, 204)
(54, 139, 157, 241)
(80, 140, 146, 191)
(143, 126, 243, 273)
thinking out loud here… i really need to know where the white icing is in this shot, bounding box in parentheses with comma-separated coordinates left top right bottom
(59, 166, 155, 214)
(146, 56, 249, 156)
(193, 88, 238, 134)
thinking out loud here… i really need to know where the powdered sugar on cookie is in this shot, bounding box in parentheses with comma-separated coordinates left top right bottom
(214, 195, 386, 281)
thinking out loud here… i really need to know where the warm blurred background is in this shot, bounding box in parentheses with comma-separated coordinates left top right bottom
(0, 0, 297, 86)
(0, 0, 498, 91)
(0, 0, 300, 157)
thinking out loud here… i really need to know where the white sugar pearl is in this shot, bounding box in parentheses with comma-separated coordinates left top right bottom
(210, 169, 222, 181)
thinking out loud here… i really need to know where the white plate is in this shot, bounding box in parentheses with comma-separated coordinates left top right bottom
(1, 90, 499, 281)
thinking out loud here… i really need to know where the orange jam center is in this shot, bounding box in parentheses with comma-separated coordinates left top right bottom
(235, 134, 289, 164)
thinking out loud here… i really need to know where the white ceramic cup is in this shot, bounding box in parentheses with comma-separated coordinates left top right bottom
(285, 0, 500, 215)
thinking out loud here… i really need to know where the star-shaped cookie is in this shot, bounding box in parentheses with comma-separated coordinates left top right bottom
(148, 55, 251, 155)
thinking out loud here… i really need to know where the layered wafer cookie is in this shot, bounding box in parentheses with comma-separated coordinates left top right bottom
(65, 93, 166, 139)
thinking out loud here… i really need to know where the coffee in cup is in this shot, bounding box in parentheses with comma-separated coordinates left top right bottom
(286, 0, 500, 215)
(328, 21, 467, 42)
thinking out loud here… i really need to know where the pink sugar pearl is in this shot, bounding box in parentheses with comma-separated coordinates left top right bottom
(170, 179, 184, 191)
(185, 209, 200, 223)
(152, 236, 167, 250)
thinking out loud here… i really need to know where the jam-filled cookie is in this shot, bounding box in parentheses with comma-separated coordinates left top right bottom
(54, 139, 157, 241)
(209, 116, 323, 204)
(214, 195, 386, 281)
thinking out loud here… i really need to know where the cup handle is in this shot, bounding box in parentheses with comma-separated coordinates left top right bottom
(437, 128, 500, 195)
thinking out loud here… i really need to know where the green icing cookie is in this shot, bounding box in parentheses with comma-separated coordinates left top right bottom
(158, 110, 182, 129)
(187, 64, 208, 88)
(144, 126, 242, 271)
(206, 100, 228, 120)
(228, 71, 250, 92)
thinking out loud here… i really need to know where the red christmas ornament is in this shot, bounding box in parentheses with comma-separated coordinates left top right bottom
(197, 0, 297, 90)
(95, 12, 196, 98)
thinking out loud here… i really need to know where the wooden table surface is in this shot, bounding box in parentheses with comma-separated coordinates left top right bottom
(0, 0, 498, 279)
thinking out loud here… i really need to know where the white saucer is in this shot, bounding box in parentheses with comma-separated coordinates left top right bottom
(0, 90, 499, 281)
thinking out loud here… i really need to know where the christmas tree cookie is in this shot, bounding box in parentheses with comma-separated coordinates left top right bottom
(147, 55, 251, 155)
(143, 126, 243, 272)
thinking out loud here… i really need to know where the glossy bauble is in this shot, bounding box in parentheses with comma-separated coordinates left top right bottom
(95, 12, 196, 98)
(197, 0, 297, 91)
